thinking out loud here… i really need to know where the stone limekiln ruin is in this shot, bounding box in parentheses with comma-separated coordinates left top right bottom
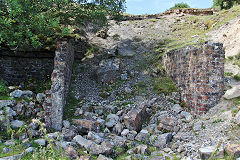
(0, 41, 225, 130)
(163, 42, 225, 115)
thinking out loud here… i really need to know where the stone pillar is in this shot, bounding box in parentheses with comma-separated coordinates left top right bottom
(50, 41, 74, 131)
(163, 42, 225, 115)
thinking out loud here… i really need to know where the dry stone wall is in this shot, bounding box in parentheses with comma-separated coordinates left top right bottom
(0, 50, 54, 84)
(163, 42, 225, 115)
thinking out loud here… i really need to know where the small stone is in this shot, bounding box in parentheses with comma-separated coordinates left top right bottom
(223, 86, 240, 99)
(87, 132, 105, 144)
(157, 116, 179, 132)
(25, 143, 32, 148)
(235, 111, 240, 126)
(25, 147, 34, 153)
(62, 128, 77, 141)
(127, 131, 137, 140)
(11, 120, 24, 128)
(113, 122, 123, 135)
(73, 135, 95, 150)
(135, 130, 150, 143)
(29, 121, 39, 130)
(150, 133, 173, 149)
(4, 140, 15, 146)
(225, 144, 240, 158)
(34, 139, 46, 146)
(97, 154, 113, 160)
(0, 100, 16, 109)
(121, 73, 128, 81)
(163, 148, 172, 153)
(181, 111, 193, 122)
(121, 129, 130, 137)
(3, 147, 10, 153)
(63, 146, 78, 159)
(104, 128, 111, 136)
(36, 93, 46, 102)
(199, 146, 224, 160)
(172, 104, 183, 114)
(63, 120, 71, 129)
(134, 144, 150, 155)
(124, 87, 132, 94)
(79, 155, 92, 160)
(193, 121, 203, 131)
(72, 119, 99, 133)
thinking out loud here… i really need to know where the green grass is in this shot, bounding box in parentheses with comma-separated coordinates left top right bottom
(153, 76, 179, 95)
(155, 5, 240, 52)
(224, 72, 234, 77)
(212, 119, 224, 123)
(233, 75, 240, 81)
(0, 142, 26, 158)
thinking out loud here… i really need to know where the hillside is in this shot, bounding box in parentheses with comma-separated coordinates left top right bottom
(1, 6, 240, 160)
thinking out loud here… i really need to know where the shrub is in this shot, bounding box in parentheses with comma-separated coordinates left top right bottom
(213, 0, 240, 10)
(0, 80, 8, 95)
(0, 0, 126, 51)
(170, 2, 190, 10)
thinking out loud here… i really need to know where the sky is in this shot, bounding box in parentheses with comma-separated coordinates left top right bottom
(125, 0, 213, 15)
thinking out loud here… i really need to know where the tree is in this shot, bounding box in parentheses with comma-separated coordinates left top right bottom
(213, 0, 240, 9)
(170, 2, 190, 10)
(0, 0, 126, 50)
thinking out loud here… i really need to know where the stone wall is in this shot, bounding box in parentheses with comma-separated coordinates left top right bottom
(162, 42, 225, 115)
(50, 41, 74, 131)
(0, 50, 54, 84)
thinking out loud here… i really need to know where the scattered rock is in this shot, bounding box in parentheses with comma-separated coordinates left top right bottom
(150, 133, 173, 149)
(72, 119, 99, 133)
(63, 146, 78, 159)
(133, 144, 150, 155)
(121, 129, 130, 137)
(157, 116, 179, 132)
(73, 135, 95, 150)
(11, 120, 24, 128)
(97, 58, 121, 83)
(181, 111, 193, 122)
(223, 86, 240, 99)
(225, 144, 240, 158)
(36, 93, 46, 102)
(34, 139, 46, 146)
(193, 121, 203, 132)
(3, 147, 10, 153)
(199, 146, 224, 160)
(97, 154, 113, 160)
(172, 104, 183, 114)
(63, 120, 71, 129)
(113, 122, 123, 135)
(135, 129, 150, 143)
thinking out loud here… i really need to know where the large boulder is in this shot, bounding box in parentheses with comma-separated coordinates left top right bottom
(96, 58, 121, 83)
(123, 105, 147, 132)
(223, 86, 240, 99)
(72, 119, 99, 133)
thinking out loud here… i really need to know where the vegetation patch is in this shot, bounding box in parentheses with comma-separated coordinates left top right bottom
(153, 76, 178, 95)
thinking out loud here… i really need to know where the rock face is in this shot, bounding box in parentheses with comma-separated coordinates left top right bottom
(163, 42, 225, 114)
(124, 105, 147, 132)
